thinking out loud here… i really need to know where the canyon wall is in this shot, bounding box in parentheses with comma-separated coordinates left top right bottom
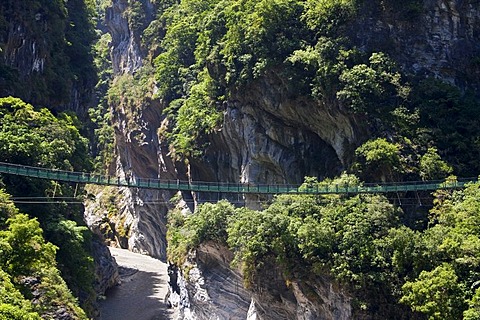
(0, 0, 97, 115)
(90, 0, 479, 318)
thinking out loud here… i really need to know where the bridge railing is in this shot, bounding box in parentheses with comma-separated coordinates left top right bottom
(0, 161, 477, 195)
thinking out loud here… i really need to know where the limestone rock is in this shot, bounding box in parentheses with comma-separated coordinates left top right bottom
(100, 0, 479, 318)
(92, 238, 120, 295)
(170, 243, 352, 320)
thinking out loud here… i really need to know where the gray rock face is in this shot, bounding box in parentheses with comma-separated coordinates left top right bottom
(99, 0, 479, 319)
(184, 243, 251, 319)
(108, 96, 187, 259)
(354, 0, 480, 89)
(105, 0, 143, 75)
(86, 0, 180, 260)
(169, 242, 351, 320)
(3, 23, 46, 76)
(0, 4, 93, 114)
(91, 238, 119, 295)
(193, 71, 361, 186)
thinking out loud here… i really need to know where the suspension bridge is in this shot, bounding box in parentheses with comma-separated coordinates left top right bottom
(0, 161, 474, 195)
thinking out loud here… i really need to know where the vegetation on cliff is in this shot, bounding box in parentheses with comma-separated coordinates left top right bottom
(168, 175, 480, 319)
(1, 0, 479, 318)
(96, 0, 479, 317)
(0, 97, 95, 317)
(0, 190, 88, 319)
(0, 0, 97, 108)
(151, 0, 479, 180)
(0, 0, 104, 316)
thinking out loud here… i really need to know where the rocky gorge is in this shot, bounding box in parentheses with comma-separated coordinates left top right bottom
(84, 0, 479, 319)
(1, 0, 480, 318)
(79, 0, 479, 319)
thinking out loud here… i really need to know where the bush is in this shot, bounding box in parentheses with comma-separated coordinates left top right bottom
(167, 200, 235, 265)
(167, 177, 480, 317)
(401, 263, 466, 320)
(0, 304, 41, 320)
(0, 192, 87, 319)
(354, 138, 402, 181)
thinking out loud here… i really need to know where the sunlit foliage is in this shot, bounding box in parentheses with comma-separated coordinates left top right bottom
(0, 191, 87, 319)
(168, 176, 480, 318)
(0, 97, 94, 316)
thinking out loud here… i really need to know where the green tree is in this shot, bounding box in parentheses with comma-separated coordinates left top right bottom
(0, 97, 94, 316)
(47, 220, 95, 311)
(0, 304, 41, 320)
(327, 194, 399, 289)
(0, 214, 57, 277)
(290, 214, 334, 265)
(167, 200, 235, 265)
(166, 70, 222, 159)
(413, 79, 480, 176)
(337, 52, 410, 120)
(186, 200, 235, 245)
(401, 263, 466, 320)
(227, 207, 292, 285)
(0, 97, 90, 170)
(354, 138, 402, 181)
(464, 288, 480, 320)
(398, 182, 480, 319)
(419, 147, 452, 180)
(302, 0, 357, 35)
(0, 192, 87, 319)
(0, 190, 18, 225)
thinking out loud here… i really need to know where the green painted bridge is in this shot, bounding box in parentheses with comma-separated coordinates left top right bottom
(0, 162, 474, 195)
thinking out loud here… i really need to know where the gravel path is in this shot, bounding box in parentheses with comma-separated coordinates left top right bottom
(99, 247, 176, 320)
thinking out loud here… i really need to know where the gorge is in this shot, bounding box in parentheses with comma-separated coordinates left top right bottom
(1, 0, 480, 319)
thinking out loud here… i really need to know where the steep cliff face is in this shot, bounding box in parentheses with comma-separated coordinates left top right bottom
(173, 0, 480, 190)
(85, 99, 179, 259)
(92, 238, 120, 296)
(169, 242, 352, 320)
(105, 0, 142, 74)
(0, 0, 97, 115)
(86, 0, 187, 259)
(97, 0, 480, 318)
(354, 0, 479, 88)
(111, 97, 167, 258)
(194, 71, 362, 186)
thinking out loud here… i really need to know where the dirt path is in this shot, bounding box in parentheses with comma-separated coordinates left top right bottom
(99, 247, 176, 320)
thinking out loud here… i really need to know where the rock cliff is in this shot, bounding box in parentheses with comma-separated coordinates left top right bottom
(354, 0, 479, 89)
(0, 0, 97, 115)
(93, 0, 480, 318)
(85, 0, 190, 259)
(168, 242, 352, 320)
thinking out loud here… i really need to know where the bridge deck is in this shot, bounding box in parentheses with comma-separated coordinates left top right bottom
(0, 162, 473, 194)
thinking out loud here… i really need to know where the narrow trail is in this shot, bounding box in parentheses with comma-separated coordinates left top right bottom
(99, 247, 176, 320)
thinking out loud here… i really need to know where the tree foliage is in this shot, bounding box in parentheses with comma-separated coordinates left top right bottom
(0, 191, 86, 319)
(0, 97, 94, 316)
(419, 147, 453, 181)
(167, 200, 235, 265)
(354, 138, 402, 181)
(0, 97, 90, 170)
(168, 175, 480, 318)
(401, 263, 466, 320)
(337, 52, 410, 117)
(154, 0, 309, 157)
